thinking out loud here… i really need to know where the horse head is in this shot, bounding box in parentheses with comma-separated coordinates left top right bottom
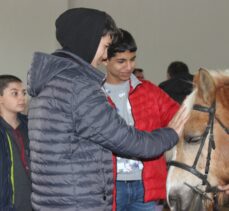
(166, 68, 229, 211)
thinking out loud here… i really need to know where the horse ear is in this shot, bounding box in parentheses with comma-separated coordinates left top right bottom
(194, 68, 216, 105)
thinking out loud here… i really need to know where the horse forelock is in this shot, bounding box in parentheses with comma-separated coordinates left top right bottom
(207, 69, 229, 107)
(208, 69, 229, 85)
(208, 69, 229, 77)
(186, 69, 229, 105)
(183, 89, 197, 112)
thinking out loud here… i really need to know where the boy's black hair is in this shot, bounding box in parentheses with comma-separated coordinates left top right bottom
(167, 61, 190, 78)
(102, 13, 120, 42)
(133, 68, 143, 74)
(107, 29, 137, 59)
(0, 75, 22, 95)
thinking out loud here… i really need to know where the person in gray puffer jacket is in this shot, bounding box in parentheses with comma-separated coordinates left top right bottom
(27, 8, 189, 211)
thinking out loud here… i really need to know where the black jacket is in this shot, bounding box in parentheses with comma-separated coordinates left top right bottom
(159, 73, 193, 104)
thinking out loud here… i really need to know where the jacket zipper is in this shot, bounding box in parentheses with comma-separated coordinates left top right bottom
(100, 148, 107, 201)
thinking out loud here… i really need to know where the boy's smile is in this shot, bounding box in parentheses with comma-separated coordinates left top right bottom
(105, 51, 136, 84)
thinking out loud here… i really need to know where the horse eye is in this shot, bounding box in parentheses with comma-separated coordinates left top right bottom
(185, 136, 202, 144)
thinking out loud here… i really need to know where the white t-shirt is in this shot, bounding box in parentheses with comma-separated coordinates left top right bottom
(104, 81, 143, 181)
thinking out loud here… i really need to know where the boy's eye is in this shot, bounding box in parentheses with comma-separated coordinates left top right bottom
(117, 60, 125, 64)
(11, 91, 18, 96)
(104, 45, 109, 49)
(11, 91, 18, 97)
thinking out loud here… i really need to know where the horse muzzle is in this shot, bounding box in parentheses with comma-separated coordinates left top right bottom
(168, 186, 207, 211)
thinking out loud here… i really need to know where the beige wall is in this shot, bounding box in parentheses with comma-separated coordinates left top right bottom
(70, 0, 229, 84)
(0, 0, 67, 83)
(1, 0, 229, 85)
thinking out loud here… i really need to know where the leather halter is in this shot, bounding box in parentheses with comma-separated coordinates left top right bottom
(169, 101, 229, 211)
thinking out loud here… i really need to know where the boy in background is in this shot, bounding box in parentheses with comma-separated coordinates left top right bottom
(133, 68, 145, 80)
(0, 75, 31, 211)
(159, 61, 193, 104)
(103, 29, 179, 211)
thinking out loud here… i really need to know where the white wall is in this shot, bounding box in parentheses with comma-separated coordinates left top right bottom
(1, 0, 229, 84)
(0, 0, 68, 83)
(69, 0, 229, 84)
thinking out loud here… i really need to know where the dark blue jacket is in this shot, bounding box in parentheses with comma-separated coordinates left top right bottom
(0, 114, 31, 211)
(0, 126, 14, 211)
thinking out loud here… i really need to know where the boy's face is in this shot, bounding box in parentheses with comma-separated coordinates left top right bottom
(105, 50, 136, 84)
(0, 82, 27, 114)
(91, 34, 112, 68)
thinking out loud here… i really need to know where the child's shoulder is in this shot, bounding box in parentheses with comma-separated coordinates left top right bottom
(18, 113, 28, 125)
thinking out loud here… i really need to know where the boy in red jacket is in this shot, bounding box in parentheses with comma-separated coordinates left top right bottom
(103, 29, 180, 211)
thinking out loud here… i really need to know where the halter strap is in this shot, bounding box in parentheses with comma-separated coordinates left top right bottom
(169, 100, 229, 211)
(215, 117, 229, 134)
(168, 161, 211, 188)
(169, 101, 220, 210)
(193, 104, 215, 113)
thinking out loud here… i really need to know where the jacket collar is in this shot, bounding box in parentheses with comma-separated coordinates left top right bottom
(54, 49, 105, 85)
(129, 74, 142, 93)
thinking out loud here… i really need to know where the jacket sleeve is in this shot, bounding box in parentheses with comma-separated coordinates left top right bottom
(72, 81, 178, 159)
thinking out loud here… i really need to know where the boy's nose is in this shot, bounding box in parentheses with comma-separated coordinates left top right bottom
(126, 62, 133, 71)
(19, 93, 26, 100)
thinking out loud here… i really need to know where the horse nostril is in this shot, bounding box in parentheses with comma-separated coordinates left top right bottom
(169, 195, 180, 210)
(169, 195, 177, 207)
(169, 194, 176, 204)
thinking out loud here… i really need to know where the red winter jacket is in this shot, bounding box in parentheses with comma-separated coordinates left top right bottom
(110, 77, 179, 211)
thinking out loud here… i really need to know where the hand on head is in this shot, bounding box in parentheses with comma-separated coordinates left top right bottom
(168, 104, 190, 137)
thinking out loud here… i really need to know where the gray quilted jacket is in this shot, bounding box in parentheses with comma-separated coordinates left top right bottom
(27, 50, 178, 211)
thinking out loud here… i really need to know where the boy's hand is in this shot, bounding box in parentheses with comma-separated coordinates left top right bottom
(168, 105, 190, 138)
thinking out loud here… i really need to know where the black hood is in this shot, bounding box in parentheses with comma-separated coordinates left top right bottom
(55, 8, 106, 64)
(27, 50, 105, 97)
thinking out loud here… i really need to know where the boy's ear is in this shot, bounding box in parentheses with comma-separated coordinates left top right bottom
(102, 59, 108, 66)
